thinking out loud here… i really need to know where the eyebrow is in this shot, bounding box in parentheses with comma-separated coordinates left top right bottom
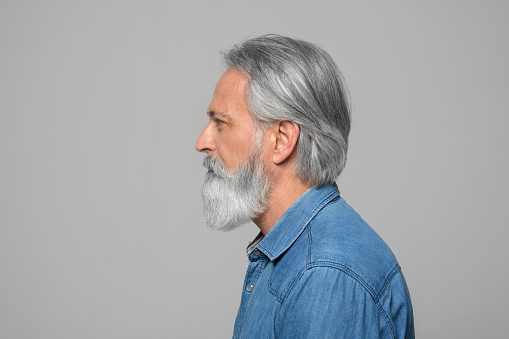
(207, 110, 231, 121)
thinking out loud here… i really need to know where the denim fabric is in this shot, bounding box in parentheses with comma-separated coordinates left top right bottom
(233, 183, 414, 338)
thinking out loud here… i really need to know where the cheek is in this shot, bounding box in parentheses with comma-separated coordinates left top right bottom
(218, 134, 254, 170)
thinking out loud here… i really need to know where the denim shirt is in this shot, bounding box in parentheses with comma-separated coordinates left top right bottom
(233, 183, 414, 338)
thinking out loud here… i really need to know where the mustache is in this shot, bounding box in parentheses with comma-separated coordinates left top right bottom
(202, 152, 262, 180)
(203, 155, 226, 177)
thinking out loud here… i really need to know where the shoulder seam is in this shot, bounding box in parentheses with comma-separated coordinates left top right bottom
(375, 264, 401, 302)
(290, 261, 378, 302)
(375, 264, 401, 339)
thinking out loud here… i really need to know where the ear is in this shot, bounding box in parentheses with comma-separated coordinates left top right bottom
(271, 121, 300, 165)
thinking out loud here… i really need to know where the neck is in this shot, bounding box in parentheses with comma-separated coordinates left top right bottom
(253, 174, 311, 235)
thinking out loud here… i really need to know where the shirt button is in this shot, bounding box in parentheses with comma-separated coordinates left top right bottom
(253, 250, 261, 256)
(246, 284, 254, 292)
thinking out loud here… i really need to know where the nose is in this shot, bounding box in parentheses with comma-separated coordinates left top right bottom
(195, 124, 215, 154)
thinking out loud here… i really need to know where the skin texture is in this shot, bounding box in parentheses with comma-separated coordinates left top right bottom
(195, 68, 255, 172)
(196, 68, 311, 235)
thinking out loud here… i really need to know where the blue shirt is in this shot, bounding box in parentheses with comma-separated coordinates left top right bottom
(233, 183, 414, 338)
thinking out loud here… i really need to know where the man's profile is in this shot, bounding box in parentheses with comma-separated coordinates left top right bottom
(196, 34, 414, 338)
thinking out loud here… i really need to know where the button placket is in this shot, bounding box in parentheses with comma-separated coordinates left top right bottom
(244, 252, 266, 294)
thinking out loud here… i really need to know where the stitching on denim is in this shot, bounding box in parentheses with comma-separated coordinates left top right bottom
(282, 263, 376, 307)
(377, 300, 396, 338)
(253, 260, 267, 283)
(275, 261, 401, 338)
(375, 264, 400, 302)
(276, 262, 366, 307)
(261, 246, 274, 260)
(306, 261, 377, 300)
(262, 188, 339, 261)
(301, 189, 339, 233)
(274, 293, 284, 336)
(266, 190, 338, 302)
(268, 284, 283, 303)
(272, 264, 399, 338)
(279, 263, 398, 338)
(307, 226, 312, 266)
(374, 264, 401, 339)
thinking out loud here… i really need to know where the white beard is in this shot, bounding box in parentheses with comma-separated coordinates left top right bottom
(201, 149, 272, 232)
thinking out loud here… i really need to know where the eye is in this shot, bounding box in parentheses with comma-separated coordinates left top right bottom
(215, 118, 224, 126)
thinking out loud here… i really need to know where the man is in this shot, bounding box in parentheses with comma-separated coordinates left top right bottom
(196, 34, 414, 338)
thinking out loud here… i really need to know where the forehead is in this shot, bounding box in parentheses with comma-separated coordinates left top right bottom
(214, 68, 248, 95)
(208, 68, 253, 122)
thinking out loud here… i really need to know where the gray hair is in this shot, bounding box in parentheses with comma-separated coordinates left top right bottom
(201, 129, 272, 231)
(222, 34, 351, 187)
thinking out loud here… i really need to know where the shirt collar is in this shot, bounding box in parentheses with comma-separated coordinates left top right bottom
(252, 183, 340, 261)
(246, 231, 264, 256)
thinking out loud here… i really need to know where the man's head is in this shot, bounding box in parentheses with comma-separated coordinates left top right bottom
(196, 69, 273, 231)
(222, 34, 351, 187)
(196, 34, 351, 230)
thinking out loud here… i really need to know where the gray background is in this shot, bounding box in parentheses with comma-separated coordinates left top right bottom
(1, 0, 508, 338)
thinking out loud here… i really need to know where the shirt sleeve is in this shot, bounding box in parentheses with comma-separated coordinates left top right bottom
(275, 266, 387, 339)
